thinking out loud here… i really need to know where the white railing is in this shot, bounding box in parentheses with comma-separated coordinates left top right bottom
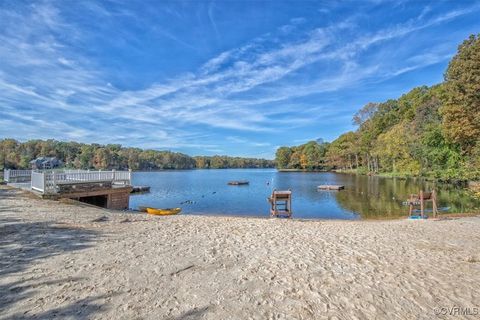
(31, 171, 46, 192)
(30, 169, 131, 194)
(3, 169, 32, 182)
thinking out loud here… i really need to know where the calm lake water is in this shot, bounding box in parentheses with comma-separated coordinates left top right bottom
(129, 169, 480, 219)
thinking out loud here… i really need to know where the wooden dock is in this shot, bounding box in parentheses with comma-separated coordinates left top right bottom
(317, 185, 345, 190)
(55, 184, 133, 209)
(6, 169, 133, 210)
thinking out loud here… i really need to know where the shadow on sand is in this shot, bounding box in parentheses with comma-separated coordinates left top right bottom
(5, 294, 117, 319)
(0, 215, 103, 319)
(0, 188, 22, 199)
(171, 306, 211, 320)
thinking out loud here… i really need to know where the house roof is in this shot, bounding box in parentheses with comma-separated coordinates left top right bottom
(29, 157, 62, 164)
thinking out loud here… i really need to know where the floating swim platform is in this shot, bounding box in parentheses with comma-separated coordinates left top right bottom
(317, 185, 344, 190)
(228, 180, 249, 185)
(131, 185, 151, 194)
(146, 207, 181, 215)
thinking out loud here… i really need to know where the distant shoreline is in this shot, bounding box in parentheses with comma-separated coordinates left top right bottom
(276, 168, 476, 185)
(277, 168, 328, 172)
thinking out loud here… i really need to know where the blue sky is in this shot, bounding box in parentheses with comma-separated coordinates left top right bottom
(0, 1, 479, 159)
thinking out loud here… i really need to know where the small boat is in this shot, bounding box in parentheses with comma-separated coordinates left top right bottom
(228, 180, 249, 185)
(146, 207, 182, 215)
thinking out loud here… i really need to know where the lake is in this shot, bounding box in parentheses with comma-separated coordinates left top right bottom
(129, 169, 480, 219)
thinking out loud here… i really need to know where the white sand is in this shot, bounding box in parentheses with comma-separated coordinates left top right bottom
(1, 186, 479, 319)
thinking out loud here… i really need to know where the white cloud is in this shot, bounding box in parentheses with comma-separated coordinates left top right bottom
(0, 1, 478, 157)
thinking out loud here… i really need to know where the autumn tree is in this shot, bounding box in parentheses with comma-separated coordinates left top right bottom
(441, 34, 480, 152)
(0, 139, 274, 171)
(275, 147, 292, 169)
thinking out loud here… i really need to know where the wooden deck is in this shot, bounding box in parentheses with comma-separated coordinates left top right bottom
(55, 184, 133, 210)
(5, 169, 133, 209)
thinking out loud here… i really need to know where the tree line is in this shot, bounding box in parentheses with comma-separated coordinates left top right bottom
(194, 155, 274, 169)
(276, 34, 480, 180)
(276, 140, 329, 171)
(0, 139, 274, 170)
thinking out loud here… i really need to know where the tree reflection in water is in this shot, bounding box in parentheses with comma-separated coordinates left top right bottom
(334, 175, 480, 218)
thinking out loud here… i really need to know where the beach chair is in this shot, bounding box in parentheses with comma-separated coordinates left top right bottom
(407, 190, 438, 218)
(268, 189, 292, 218)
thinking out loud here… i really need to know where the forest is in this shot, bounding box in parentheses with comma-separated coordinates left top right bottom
(276, 34, 480, 180)
(0, 139, 274, 170)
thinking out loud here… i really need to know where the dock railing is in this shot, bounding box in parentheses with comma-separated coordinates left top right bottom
(3, 169, 33, 182)
(30, 169, 132, 194)
(31, 171, 46, 192)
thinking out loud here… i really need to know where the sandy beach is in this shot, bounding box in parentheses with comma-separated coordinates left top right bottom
(1, 186, 479, 319)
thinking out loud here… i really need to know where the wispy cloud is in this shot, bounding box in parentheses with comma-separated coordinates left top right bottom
(208, 2, 220, 40)
(226, 136, 271, 147)
(0, 1, 478, 156)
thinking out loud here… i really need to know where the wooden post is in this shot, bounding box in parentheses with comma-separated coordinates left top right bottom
(432, 190, 438, 218)
(288, 188, 292, 217)
(273, 189, 277, 216)
(52, 171, 56, 193)
(420, 190, 424, 218)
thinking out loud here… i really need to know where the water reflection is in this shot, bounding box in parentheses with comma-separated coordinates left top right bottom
(334, 174, 480, 218)
(130, 170, 480, 219)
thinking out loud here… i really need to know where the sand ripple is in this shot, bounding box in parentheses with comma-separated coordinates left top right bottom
(1, 187, 479, 319)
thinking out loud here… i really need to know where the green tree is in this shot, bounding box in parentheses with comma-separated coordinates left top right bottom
(441, 34, 480, 152)
(373, 123, 420, 174)
(275, 147, 292, 169)
(302, 141, 323, 169)
(326, 132, 358, 170)
(288, 149, 301, 169)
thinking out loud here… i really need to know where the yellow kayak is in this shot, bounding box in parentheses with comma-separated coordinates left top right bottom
(146, 207, 181, 215)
